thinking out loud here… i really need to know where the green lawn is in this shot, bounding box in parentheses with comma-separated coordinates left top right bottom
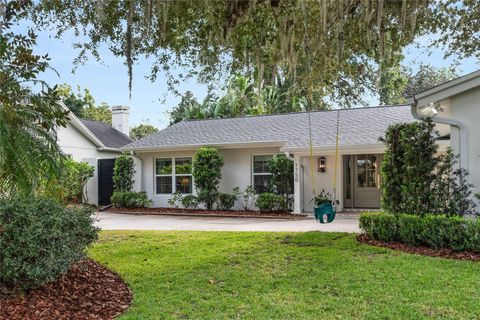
(90, 231, 480, 320)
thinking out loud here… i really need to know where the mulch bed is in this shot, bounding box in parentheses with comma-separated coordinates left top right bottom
(0, 259, 132, 320)
(106, 207, 306, 219)
(357, 234, 480, 262)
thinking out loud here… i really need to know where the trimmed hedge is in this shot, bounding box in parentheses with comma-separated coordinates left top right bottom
(359, 212, 480, 252)
(0, 196, 98, 294)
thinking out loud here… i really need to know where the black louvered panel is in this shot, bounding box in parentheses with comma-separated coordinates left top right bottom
(98, 158, 116, 206)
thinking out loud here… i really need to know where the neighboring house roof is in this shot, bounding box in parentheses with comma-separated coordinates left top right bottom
(80, 118, 133, 148)
(122, 105, 415, 152)
(407, 69, 480, 106)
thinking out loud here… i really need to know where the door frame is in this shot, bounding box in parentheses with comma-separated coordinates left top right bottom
(343, 154, 383, 209)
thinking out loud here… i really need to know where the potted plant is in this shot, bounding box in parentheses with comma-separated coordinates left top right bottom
(311, 189, 336, 224)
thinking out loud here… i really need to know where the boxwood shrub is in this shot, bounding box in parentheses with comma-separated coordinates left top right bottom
(111, 191, 153, 208)
(181, 194, 199, 209)
(0, 196, 98, 294)
(359, 212, 480, 252)
(216, 193, 237, 211)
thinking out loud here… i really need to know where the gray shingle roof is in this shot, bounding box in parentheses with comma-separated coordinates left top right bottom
(80, 119, 133, 148)
(123, 105, 415, 151)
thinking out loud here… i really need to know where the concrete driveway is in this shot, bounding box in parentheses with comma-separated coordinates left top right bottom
(94, 212, 360, 233)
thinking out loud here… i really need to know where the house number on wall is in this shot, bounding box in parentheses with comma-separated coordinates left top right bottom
(294, 162, 299, 183)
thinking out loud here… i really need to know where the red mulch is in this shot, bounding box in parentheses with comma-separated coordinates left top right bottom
(106, 207, 305, 219)
(0, 259, 132, 320)
(357, 234, 480, 262)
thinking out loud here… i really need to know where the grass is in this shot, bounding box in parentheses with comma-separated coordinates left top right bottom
(89, 231, 480, 319)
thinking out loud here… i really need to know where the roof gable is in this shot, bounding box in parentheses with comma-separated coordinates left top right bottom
(59, 102, 133, 150)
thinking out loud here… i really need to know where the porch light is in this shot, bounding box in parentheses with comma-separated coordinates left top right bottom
(318, 157, 326, 173)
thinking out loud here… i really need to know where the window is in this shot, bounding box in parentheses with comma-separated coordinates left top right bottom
(175, 157, 192, 194)
(156, 158, 173, 194)
(252, 155, 273, 194)
(356, 154, 377, 188)
(155, 157, 192, 194)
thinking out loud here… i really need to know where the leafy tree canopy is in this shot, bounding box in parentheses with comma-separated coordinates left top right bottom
(57, 84, 112, 124)
(0, 0, 68, 195)
(32, 0, 477, 107)
(129, 123, 159, 140)
(379, 63, 459, 105)
(402, 64, 458, 98)
(169, 75, 324, 123)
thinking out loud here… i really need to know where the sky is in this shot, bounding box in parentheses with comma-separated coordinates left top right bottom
(33, 28, 478, 130)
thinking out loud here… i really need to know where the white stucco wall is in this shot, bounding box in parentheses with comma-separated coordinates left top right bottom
(135, 147, 282, 209)
(439, 88, 480, 193)
(57, 123, 121, 205)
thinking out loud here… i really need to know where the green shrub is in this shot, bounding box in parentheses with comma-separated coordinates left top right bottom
(39, 158, 95, 204)
(181, 194, 199, 209)
(359, 212, 480, 252)
(381, 120, 476, 216)
(358, 212, 398, 242)
(113, 155, 135, 192)
(311, 189, 333, 206)
(62, 158, 95, 203)
(168, 191, 182, 208)
(0, 196, 98, 294)
(216, 193, 237, 211)
(111, 191, 152, 208)
(256, 193, 286, 212)
(268, 155, 294, 195)
(192, 147, 224, 210)
(241, 185, 256, 211)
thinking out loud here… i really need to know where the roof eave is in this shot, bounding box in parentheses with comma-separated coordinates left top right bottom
(122, 140, 288, 153)
(280, 143, 387, 154)
(98, 146, 123, 153)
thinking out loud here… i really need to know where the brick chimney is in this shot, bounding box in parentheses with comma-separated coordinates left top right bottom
(111, 105, 129, 135)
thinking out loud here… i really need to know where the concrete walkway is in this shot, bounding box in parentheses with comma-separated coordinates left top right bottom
(94, 212, 360, 233)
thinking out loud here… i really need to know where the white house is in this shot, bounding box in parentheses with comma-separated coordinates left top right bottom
(122, 105, 449, 213)
(52, 70, 480, 213)
(57, 104, 136, 205)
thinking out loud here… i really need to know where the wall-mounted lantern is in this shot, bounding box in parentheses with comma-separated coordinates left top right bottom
(318, 156, 326, 173)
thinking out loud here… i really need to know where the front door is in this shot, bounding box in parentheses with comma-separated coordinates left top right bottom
(353, 154, 382, 208)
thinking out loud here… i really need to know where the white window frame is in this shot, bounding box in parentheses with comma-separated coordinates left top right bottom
(251, 153, 282, 194)
(155, 157, 193, 195)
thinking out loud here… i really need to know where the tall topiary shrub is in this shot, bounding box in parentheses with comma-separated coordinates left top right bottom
(192, 147, 224, 210)
(381, 120, 438, 214)
(381, 119, 476, 216)
(113, 155, 135, 192)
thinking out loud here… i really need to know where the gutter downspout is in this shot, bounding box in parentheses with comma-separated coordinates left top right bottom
(410, 100, 468, 170)
(284, 151, 294, 161)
